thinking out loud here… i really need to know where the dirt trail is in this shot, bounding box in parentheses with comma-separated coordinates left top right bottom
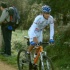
(0, 61, 17, 70)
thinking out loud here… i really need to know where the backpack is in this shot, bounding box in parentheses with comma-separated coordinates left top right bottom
(7, 6, 20, 31)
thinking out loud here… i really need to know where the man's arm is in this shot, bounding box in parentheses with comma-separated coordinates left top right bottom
(50, 23, 54, 40)
(0, 10, 8, 24)
(49, 16, 54, 40)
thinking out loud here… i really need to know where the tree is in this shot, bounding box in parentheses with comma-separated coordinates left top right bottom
(42, 0, 70, 25)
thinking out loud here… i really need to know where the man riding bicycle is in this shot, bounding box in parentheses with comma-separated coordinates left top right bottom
(28, 5, 54, 66)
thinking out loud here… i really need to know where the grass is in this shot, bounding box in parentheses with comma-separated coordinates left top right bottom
(0, 28, 70, 70)
(0, 54, 17, 67)
(0, 30, 28, 68)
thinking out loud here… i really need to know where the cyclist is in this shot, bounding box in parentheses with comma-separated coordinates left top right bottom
(28, 5, 54, 67)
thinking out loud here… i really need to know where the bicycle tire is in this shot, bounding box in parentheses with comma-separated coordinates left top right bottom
(39, 56, 54, 70)
(17, 49, 31, 70)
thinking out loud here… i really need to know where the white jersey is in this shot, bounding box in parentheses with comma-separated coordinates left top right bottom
(28, 14, 54, 40)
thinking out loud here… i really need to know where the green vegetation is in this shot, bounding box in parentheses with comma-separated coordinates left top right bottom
(46, 24, 70, 70)
(0, 0, 70, 70)
(0, 54, 17, 67)
(0, 0, 70, 29)
(0, 24, 70, 70)
(0, 30, 28, 68)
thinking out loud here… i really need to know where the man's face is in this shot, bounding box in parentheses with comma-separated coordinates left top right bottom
(43, 13, 50, 19)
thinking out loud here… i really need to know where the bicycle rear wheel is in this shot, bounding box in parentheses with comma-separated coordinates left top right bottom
(17, 49, 30, 70)
(39, 56, 54, 70)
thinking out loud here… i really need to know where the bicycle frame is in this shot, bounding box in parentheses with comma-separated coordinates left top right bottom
(33, 46, 43, 64)
(29, 45, 47, 70)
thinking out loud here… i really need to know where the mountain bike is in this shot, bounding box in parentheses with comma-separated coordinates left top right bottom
(17, 36, 54, 70)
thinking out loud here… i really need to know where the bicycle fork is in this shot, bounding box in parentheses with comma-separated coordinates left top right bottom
(40, 51, 47, 70)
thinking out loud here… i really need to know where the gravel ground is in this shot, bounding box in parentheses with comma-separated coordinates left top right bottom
(0, 61, 17, 70)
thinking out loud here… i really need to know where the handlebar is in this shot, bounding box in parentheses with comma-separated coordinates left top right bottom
(35, 42, 49, 46)
(24, 36, 54, 46)
(40, 42, 49, 45)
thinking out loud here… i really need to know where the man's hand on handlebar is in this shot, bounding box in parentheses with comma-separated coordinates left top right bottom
(49, 39, 54, 45)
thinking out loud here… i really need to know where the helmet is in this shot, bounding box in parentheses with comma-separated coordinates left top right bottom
(42, 5, 51, 13)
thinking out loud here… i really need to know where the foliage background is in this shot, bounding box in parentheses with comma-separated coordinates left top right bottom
(0, 0, 70, 29)
(0, 0, 70, 70)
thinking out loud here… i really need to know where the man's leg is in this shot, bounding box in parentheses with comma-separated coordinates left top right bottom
(1, 27, 7, 53)
(35, 31, 43, 54)
(28, 37, 38, 53)
(5, 29, 12, 55)
(34, 31, 43, 64)
(28, 45, 34, 53)
(1, 27, 12, 55)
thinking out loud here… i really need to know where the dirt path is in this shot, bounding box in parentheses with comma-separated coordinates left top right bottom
(0, 61, 17, 70)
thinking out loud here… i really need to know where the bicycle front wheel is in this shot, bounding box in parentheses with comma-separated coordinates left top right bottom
(39, 56, 54, 70)
(17, 49, 30, 70)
